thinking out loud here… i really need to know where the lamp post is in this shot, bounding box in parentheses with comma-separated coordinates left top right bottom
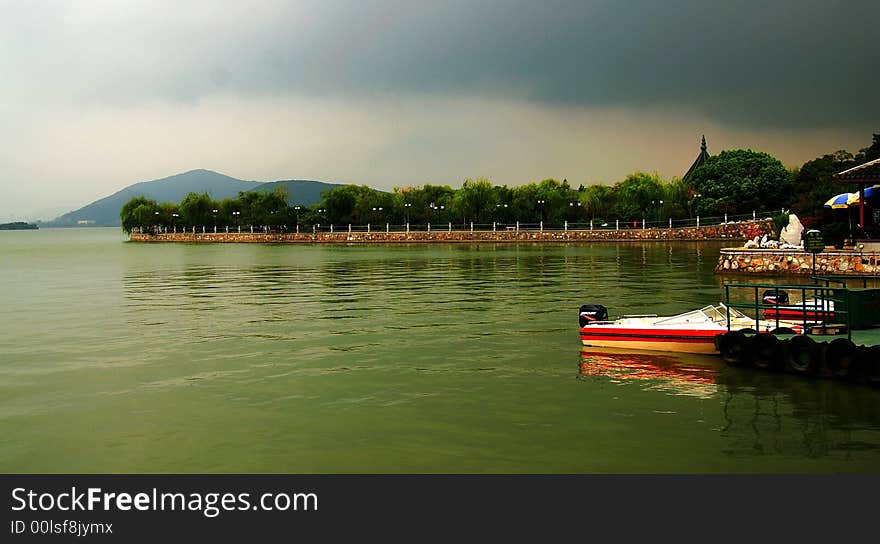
(268, 210, 276, 233)
(650, 200, 664, 224)
(371, 207, 384, 232)
(569, 200, 582, 224)
(403, 202, 411, 225)
(428, 203, 444, 231)
(294, 206, 301, 232)
(232, 210, 240, 233)
(316, 208, 326, 232)
(212, 209, 218, 233)
(537, 199, 546, 225)
(689, 193, 702, 219)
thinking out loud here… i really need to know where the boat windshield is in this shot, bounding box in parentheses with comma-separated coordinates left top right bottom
(654, 303, 749, 326)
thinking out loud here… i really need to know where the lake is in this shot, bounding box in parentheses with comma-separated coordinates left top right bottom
(1, 228, 878, 472)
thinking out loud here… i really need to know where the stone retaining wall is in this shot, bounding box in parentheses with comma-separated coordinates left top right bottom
(130, 220, 771, 244)
(716, 248, 880, 276)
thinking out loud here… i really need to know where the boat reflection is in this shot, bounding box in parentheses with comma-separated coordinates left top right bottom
(578, 348, 720, 399)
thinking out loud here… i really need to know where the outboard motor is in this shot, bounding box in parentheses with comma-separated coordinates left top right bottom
(579, 304, 608, 327)
(762, 289, 789, 305)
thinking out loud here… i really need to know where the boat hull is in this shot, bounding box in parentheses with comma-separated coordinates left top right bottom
(763, 308, 835, 321)
(763, 299, 835, 322)
(579, 327, 723, 354)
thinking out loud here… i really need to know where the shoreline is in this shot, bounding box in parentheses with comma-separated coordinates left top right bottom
(129, 220, 771, 244)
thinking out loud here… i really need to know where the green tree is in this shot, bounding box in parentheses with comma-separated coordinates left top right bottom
(662, 177, 689, 220)
(452, 178, 496, 224)
(218, 198, 240, 229)
(611, 172, 664, 221)
(790, 150, 856, 219)
(159, 202, 179, 230)
(510, 182, 540, 223)
(534, 178, 578, 225)
(689, 150, 792, 217)
(855, 133, 880, 163)
(120, 196, 159, 233)
(491, 184, 515, 223)
(178, 192, 218, 228)
(580, 184, 615, 222)
(320, 185, 382, 224)
(259, 187, 290, 229)
(232, 188, 289, 229)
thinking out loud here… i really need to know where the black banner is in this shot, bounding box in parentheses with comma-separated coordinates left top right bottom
(2, 474, 877, 541)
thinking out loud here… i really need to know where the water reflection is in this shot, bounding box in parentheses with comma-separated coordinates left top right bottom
(579, 347, 880, 460)
(716, 369, 880, 460)
(578, 348, 719, 399)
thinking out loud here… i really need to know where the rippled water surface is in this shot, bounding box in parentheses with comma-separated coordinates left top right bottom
(1, 228, 878, 472)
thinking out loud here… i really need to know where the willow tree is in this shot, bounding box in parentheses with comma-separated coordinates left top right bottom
(452, 178, 496, 224)
(120, 196, 159, 233)
(611, 172, 664, 221)
(178, 192, 218, 228)
(580, 184, 614, 221)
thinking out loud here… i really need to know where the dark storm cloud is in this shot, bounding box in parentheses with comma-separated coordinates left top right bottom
(2, 0, 878, 217)
(6, 0, 876, 129)
(114, 0, 879, 129)
(307, 0, 879, 128)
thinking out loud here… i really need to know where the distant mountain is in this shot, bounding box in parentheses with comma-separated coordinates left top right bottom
(253, 179, 345, 206)
(46, 169, 343, 227)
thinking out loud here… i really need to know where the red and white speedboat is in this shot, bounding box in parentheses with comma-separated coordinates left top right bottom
(578, 303, 801, 355)
(763, 299, 835, 321)
(759, 290, 835, 322)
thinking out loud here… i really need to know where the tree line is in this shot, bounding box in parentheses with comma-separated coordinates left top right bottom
(121, 132, 879, 237)
(121, 175, 696, 233)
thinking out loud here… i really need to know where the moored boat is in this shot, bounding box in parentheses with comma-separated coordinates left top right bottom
(759, 289, 835, 322)
(578, 303, 802, 355)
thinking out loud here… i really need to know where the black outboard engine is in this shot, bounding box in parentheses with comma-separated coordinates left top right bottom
(762, 289, 789, 305)
(579, 304, 608, 327)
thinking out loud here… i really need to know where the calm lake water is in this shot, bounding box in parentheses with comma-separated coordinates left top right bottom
(1, 228, 878, 473)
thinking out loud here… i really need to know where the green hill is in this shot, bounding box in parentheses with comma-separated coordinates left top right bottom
(0, 222, 39, 230)
(46, 170, 344, 227)
(252, 179, 346, 206)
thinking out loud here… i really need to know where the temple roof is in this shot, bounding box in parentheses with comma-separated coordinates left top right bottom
(683, 135, 710, 182)
(835, 157, 880, 183)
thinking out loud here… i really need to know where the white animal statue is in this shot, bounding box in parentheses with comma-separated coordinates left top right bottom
(779, 214, 804, 247)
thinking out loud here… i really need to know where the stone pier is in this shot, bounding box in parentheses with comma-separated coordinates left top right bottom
(716, 248, 880, 276)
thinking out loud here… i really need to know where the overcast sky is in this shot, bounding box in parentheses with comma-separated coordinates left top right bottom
(1, 0, 878, 219)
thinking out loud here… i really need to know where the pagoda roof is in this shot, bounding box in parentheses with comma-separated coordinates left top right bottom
(835, 157, 880, 183)
(683, 135, 710, 182)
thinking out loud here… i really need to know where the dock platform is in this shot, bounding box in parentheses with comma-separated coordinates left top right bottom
(716, 279, 880, 384)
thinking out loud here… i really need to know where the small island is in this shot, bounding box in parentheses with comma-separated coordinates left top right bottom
(0, 222, 39, 230)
